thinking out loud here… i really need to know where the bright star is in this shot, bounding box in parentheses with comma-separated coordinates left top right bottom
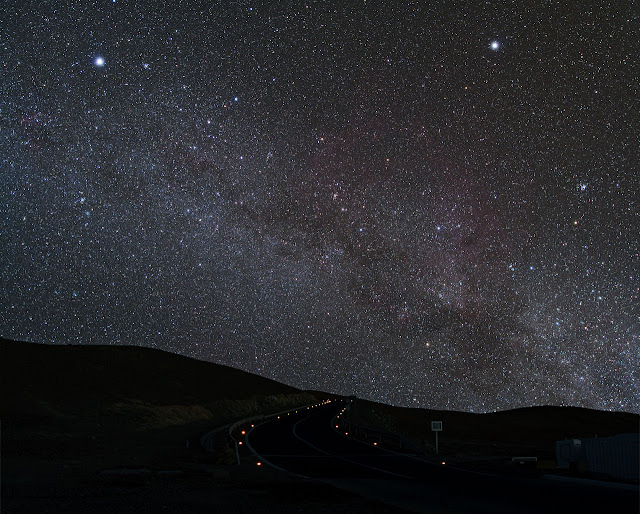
(94, 56, 105, 67)
(490, 40, 501, 51)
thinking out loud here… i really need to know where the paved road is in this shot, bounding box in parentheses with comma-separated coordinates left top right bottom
(246, 401, 638, 513)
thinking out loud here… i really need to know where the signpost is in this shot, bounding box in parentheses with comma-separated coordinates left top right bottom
(431, 421, 443, 454)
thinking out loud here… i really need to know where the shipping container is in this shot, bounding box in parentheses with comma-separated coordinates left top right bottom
(555, 433, 639, 481)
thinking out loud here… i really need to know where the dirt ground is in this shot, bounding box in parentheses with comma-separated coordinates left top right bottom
(3, 455, 405, 513)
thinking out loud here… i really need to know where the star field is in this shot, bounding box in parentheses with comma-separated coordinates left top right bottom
(1, 1, 638, 413)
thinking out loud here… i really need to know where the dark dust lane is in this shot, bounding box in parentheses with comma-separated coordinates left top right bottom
(247, 402, 639, 514)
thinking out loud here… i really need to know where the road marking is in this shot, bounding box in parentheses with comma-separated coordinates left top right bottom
(245, 416, 311, 479)
(293, 409, 413, 480)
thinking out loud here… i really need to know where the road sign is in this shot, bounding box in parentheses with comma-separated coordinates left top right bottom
(431, 421, 443, 454)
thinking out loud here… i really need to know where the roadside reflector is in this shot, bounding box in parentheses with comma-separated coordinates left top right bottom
(257, 462, 262, 466)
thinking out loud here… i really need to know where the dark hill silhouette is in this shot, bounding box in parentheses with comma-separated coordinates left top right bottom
(1, 338, 310, 432)
(349, 398, 639, 464)
(1, 338, 298, 403)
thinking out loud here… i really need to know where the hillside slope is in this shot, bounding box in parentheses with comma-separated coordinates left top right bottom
(1, 338, 317, 462)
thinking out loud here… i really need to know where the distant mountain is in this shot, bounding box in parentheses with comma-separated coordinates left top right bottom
(1, 338, 299, 404)
(349, 397, 640, 462)
(1, 338, 316, 438)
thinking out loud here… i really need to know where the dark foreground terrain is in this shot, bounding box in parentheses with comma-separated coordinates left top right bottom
(2, 339, 638, 513)
(1, 339, 400, 513)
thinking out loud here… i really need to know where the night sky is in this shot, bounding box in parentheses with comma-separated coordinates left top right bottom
(2, 1, 638, 413)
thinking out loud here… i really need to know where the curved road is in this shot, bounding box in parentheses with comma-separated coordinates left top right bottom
(246, 401, 638, 513)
